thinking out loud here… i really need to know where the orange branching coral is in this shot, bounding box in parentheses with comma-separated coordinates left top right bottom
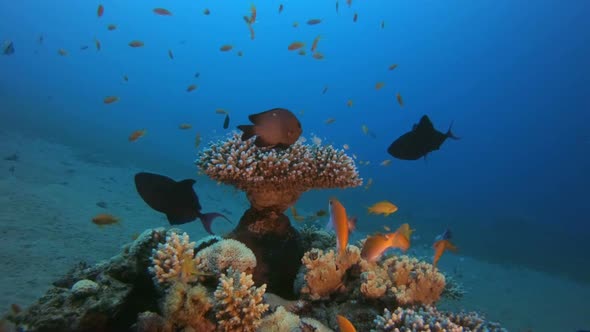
(361, 255, 446, 306)
(213, 267, 269, 332)
(194, 239, 256, 275)
(149, 232, 197, 284)
(196, 134, 362, 210)
(299, 246, 361, 300)
(163, 282, 215, 331)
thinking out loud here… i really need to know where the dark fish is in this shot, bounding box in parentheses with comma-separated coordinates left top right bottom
(80, 45, 89, 50)
(134, 172, 230, 234)
(194, 72, 200, 78)
(2, 41, 14, 55)
(237, 108, 302, 149)
(387, 115, 459, 160)
(4, 153, 18, 161)
(322, 85, 328, 94)
(223, 114, 230, 129)
(168, 49, 174, 60)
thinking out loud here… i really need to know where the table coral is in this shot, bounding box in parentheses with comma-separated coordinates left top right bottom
(194, 238, 257, 275)
(298, 246, 361, 300)
(371, 307, 507, 332)
(213, 267, 269, 332)
(196, 133, 362, 211)
(149, 232, 197, 285)
(360, 255, 446, 306)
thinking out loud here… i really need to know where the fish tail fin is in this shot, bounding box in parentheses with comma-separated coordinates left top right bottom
(446, 122, 460, 140)
(237, 125, 256, 141)
(199, 212, 231, 235)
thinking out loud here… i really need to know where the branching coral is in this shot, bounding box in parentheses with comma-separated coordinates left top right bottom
(213, 267, 269, 332)
(298, 246, 361, 300)
(196, 133, 362, 210)
(360, 255, 445, 306)
(149, 232, 197, 285)
(194, 239, 256, 275)
(371, 307, 507, 332)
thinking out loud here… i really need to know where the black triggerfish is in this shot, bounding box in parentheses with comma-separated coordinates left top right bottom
(387, 115, 459, 160)
(134, 172, 230, 234)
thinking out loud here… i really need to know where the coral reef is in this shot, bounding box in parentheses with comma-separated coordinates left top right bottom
(149, 232, 198, 285)
(371, 307, 507, 332)
(360, 255, 446, 306)
(214, 267, 269, 332)
(196, 133, 362, 211)
(194, 238, 257, 275)
(297, 246, 361, 300)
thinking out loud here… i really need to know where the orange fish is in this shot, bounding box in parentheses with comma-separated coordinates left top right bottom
(128, 40, 144, 47)
(361, 225, 411, 262)
(186, 84, 197, 92)
(57, 48, 68, 56)
(97, 4, 104, 17)
(153, 8, 172, 16)
(103, 96, 119, 104)
(107, 24, 117, 31)
(347, 99, 353, 107)
(179, 123, 192, 130)
(298, 49, 306, 56)
(325, 118, 336, 124)
(92, 213, 119, 226)
(312, 52, 324, 60)
(396, 92, 404, 107)
(398, 223, 414, 241)
(292, 21, 299, 28)
(388, 64, 398, 71)
(353, 12, 358, 22)
(129, 129, 146, 142)
(307, 18, 322, 25)
(215, 109, 228, 114)
(247, 24, 255, 40)
(220, 44, 233, 52)
(203, 8, 210, 15)
(328, 198, 356, 255)
(311, 35, 321, 52)
(433, 229, 457, 268)
(95, 38, 101, 51)
(375, 82, 385, 90)
(336, 315, 356, 332)
(250, 4, 257, 24)
(288, 41, 305, 51)
(290, 206, 306, 222)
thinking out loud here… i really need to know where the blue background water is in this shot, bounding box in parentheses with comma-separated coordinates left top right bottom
(1, 0, 589, 282)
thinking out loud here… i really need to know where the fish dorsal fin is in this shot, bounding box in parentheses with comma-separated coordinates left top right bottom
(417, 115, 434, 131)
(178, 179, 196, 188)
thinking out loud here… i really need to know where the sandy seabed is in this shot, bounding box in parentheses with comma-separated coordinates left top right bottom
(0, 132, 588, 332)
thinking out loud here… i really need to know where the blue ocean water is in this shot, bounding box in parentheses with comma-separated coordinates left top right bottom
(1, 0, 589, 328)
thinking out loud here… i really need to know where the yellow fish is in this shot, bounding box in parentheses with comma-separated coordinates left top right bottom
(367, 200, 398, 216)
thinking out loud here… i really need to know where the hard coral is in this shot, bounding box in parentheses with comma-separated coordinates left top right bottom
(298, 246, 361, 301)
(149, 232, 197, 285)
(361, 255, 445, 306)
(371, 307, 507, 332)
(213, 267, 269, 332)
(194, 238, 257, 275)
(196, 133, 362, 211)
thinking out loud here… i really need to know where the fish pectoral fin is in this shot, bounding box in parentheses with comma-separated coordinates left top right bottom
(237, 125, 256, 141)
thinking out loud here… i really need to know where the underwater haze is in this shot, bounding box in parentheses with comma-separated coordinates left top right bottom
(1, 0, 589, 331)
